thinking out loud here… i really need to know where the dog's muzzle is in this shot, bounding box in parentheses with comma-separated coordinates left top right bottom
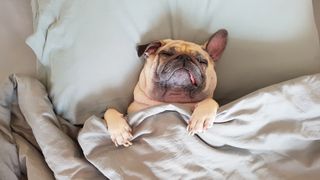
(158, 54, 204, 88)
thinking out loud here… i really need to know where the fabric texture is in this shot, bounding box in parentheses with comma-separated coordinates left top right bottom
(26, 0, 320, 124)
(0, 75, 105, 180)
(0, 73, 319, 179)
(79, 74, 320, 179)
(0, 0, 36, 82)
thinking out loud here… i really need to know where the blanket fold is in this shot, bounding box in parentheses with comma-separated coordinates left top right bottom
(0, 75, 105, 180)
(0, 73, 319, 180)
(79, 74, 320, 179)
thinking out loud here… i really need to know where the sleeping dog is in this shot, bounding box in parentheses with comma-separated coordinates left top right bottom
(104, 29, 228, 147)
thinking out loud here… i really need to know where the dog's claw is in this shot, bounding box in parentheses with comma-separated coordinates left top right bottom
(123, 141, 132, 147)
(188, 131, 195, 136)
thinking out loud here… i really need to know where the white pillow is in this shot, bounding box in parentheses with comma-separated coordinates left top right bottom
(27, 0, 320, 124)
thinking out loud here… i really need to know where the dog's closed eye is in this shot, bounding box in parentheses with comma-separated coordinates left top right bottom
(196, 55, 208, 66)
(159, 51, 174, 57)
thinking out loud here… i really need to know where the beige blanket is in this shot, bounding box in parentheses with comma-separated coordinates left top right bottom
(1, 74, 320, 179)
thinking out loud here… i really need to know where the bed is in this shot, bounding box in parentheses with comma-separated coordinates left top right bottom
(1, 1, 320, 179)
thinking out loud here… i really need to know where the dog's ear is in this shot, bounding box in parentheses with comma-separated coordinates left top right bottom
(136, 41, 162, 58)
(204, 29, 228, 61)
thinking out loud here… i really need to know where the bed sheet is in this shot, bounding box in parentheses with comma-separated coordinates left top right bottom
(0, 73, 319, 179)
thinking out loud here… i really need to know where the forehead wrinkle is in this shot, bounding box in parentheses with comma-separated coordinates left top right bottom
(164, 41, 206, 55)
(174, 44, 193, 54)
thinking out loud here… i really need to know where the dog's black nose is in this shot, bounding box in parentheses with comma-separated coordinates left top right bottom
(177, 54, 192, 63)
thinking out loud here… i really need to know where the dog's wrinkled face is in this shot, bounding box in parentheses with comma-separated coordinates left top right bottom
(136, 29, 228, 103)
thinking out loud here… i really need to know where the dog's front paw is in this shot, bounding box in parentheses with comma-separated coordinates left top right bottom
(104, 109, 133, 147)
(187, 113, 215, 136)
(108, 118, 133, 147)
(187, 98, 218, 135)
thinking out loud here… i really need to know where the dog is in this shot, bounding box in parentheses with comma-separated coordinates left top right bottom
(104, 29, 228, 147)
